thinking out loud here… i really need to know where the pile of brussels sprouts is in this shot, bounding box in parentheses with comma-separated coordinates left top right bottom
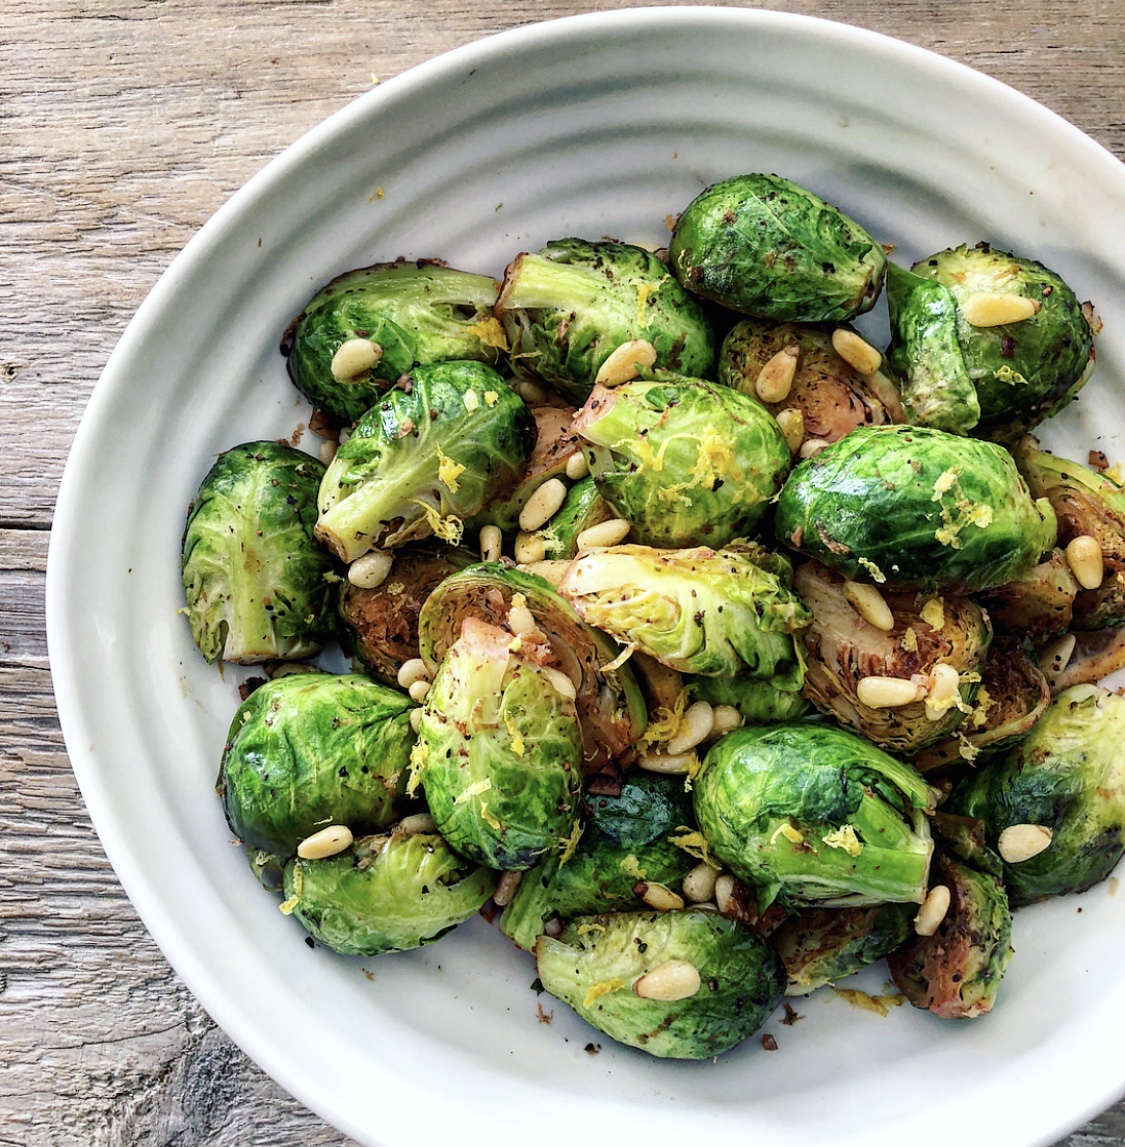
(181, 171, 1125, 1061)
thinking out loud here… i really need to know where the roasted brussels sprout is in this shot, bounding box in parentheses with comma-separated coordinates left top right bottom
(281, 827, 497, 956)
(694, 722, 937, 909)
(669, 173, 887, 322)
(411, 618, 583, 871)
(316, 361, 533, 561)
(887, 851, 1013, 1019)
(686, 672, 810, 724)
(218, 673, 415, 856)
(538, 476, 616, 560)
(574, 378, 791, 549)
(776, 424, 1057, 591)
(535, 909, 786, 1059)
(558, 544, 811, 682)
(495, 238, 715, 402)
(284, 259, 506, 424)
(887, 244, 1095, 443)
(978, 548, 1078, 640)
(182, 441, 337, 664)
(948, 684, 1125, 905)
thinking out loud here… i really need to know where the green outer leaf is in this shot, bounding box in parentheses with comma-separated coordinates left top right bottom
(218, 673, 416, 856)
(535, 909, 785, 1059)
(687, 673, 810, 723)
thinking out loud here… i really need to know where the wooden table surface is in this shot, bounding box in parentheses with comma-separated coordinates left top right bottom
(5, 1, 1125, 1143)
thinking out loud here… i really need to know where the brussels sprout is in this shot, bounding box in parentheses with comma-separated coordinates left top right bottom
(978, 548, 1078, 640)
(574, 378, 791, 549)
(776, 424, 1057, 591)
(495, 238, 715, 402)
(281, 828, 497, 956)
(538, 476, 616, 560)
(718, 318, 904, 446)
(769, 902, 915, 996)
(411, 618, 583, 870)
(499, 773, 697, 951)
(948, 684, 1125, 905)
(417, 562, 647, 774)
(247, 848, 286, 893)
(284, 259, 506, 424)
(1013, 439, 1124, 629)
(558, 544, 811, 683)
(793, 560, 991, 754)
(1049, 627, 1125, 694)
(686, 673, 810, 724)
(535, 909, 786, 1059)
(694, 722, 937, 909)
(339, 542, 477, 686)
(669, 173, 887, 322)
(316, 361, 534, 561)
(887, 851, 1013, 1019)
(930, 812, 1004, 880)
(181, 441, 337, 664)
(891, 244, 1095, 444)
(218, 673, 415, 856)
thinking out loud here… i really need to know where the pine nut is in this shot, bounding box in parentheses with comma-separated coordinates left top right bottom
(409, 708, 423, 732)
(330, 338, 384, 380)
(508, 597, 539, 636)
(1041, 632, 1077, 679)
(755, 345, 799, 404)
(397, 812, 437, 836)
(714, 874, 737, 916)
(317, 439, 338, 466)
(520, 559, 569, 586)
(960, 293, 1040, 327)
(493, 870, 523, 907)
(542, 666, 578, 702)
(595, 339, 657, 387)
(519, 478, 568, 532)
(636, 881, 684, 912)
(265, 661, 321, 680)
(633, 959, 701, 1002)
(297, 824, 354, 860)
(775, 408, 805, 454)
(831, 328, 882, 375)
(514, 531, 546, 564)
(512, 377, 549, 405)
(1066, 534, 1104, 590)
(856, 675, 926, 709)
(396, 658, 430, 690)
(565, 452, 590, 480)
(913, 884, 950, 937)
(998, 823, 1053, 864)
(637, 749, 695, 774)
(710, 704, 743, 736)
(479, 524, 503, 563)
(799, 437, 830, 459)
(843, 580, 895, 631)
(337, 426, 351, 446)
(682, 862, 719, 903)
(576, 518, 631, 550)
(408, 679, 431, 703)
(348, 551, 393, 589)
(924, 662, 962, 721)
(666, 701, 715, 755)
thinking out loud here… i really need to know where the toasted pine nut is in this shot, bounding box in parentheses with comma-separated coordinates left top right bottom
(297, 824, 353, 860)
(924, 662, 962, 721)
(330, 338, 384, 380)
(1041, 632, 1077, 679)
(960, 293, 1040, 327)
(576, 518, 631, 550)
(710, 704, 743, 737)
(512, 377, 549, 405)
(397, 812, 437, 836)
(595, 339, 658, 387)
(1066, 535, 1105, 590)
(799, 437, 830, 459)
(337, 426, 351, 446)
(682, 862, 719, 903)
(565, 452, 590, 480)
(348, 551, 393, 589)
(633, 959, 701, 1002)
(666, 701, 715, 755)
(479, 524, 503, 563)
(856, 676, 926, 709)
(542, 666, 578, 702)
(519, 478, 568, 532)
(714, 874, 737, 916)
(409, 708, 423, 732)
(408, 679, 430, 703)
(508, 596, 539, 636)
(636, 881, 685, 912)
(755, 345, 800, 404)
(831, 328, 882, 375)
(998, 823, 1053, 864)
(637, 749, 695, 774)
(843, 580, 894, 631)
(317, 439, 338, 466)
(775, 408, 805, 454)
(514, 531, 546, 565)
(914, 884, 950, 937)
(396, 658, 430, 690)
(493, 870, 523, 907)
(519, 559, 569, 585)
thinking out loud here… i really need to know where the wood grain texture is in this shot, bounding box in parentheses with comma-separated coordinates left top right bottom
(4, 0, 1124, 1143)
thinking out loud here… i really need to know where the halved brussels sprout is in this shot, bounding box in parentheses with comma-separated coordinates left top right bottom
(978, 548, 1078, 640)
(284, 259, 505, 424)
(316, 361, 533, 561)
(694, 722, 937, 909)
(495, 238, 715, 402)
(535, 909, 786, 1059)
(669, 173, 887, 322)
(574, 378, 791, 549)
(281, 827, 497, 956)
(218, 673, 415, 856)
(776, 424, 1057, 591)
(182, 441, 337, 664)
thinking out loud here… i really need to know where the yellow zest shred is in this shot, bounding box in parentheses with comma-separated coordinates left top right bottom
(639, 688, 690, 749)
(832, 987, 906, 1016)
(902, 627, 918, 652)
(931, 469, 994, 549)
(503, 712, 525, 756)
(668, 830, 718, 867)
(464, 316, 510, 351)
(484, 390, 500, 406)
(559, 817, 583, 866)
(920, 598, 945, 631)
(455, 777, 494, 804)
(971, 685, 995, 728)
(619, 854, 646, 880)
(279, 864, 303, 916)
(413, 499, 464, 544)
(822, 825, 863, 857)
(583, 978, 626, 1009)
(479, 802, 502, 831)
(770, 822, 805, 846)
(406, 740, 429, 796)
(384, 581, 405, 595)
(436, 446, 466, 494)
(857, 557, 886, 584)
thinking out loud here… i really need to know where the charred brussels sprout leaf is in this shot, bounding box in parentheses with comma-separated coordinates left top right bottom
(669, 173, 887, 322)
(182, 441, 337, 664)
(535, 909, 785, 1059)
(315, 361, 533, 561)
(218, 673, 415, 856)
(495, 238, 715, 402)
(282, 830, 496, 956)
(285, 260, 505, 424)
(776, 425, 1057, 591)
(978, 548, 1078, 640)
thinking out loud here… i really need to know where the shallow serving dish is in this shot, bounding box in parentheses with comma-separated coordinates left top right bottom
(47, 8, 1125, 1146)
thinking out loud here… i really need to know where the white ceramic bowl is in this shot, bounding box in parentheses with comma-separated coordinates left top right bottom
(48, 9, 1125, 1147)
